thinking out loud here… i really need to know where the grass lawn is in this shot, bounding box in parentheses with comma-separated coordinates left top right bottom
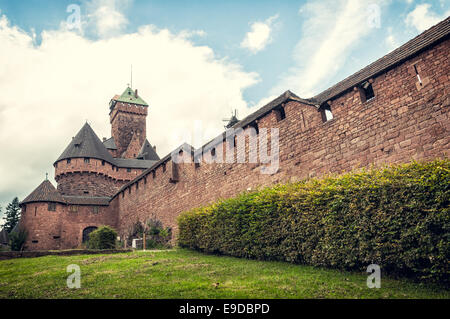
(0, 248, 448, 299)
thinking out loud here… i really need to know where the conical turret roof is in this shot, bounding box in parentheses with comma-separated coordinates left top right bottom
(55, 123, 115, 164)
(21, 180, 65, 205)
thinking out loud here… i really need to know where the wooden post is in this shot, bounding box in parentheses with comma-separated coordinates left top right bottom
(143, 232, 146, 251)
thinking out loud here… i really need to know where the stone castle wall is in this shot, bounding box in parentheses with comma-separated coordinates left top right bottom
(113, 38, 449, 241)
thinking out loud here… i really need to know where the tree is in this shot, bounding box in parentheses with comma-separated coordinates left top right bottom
(3, 197, 20, 233)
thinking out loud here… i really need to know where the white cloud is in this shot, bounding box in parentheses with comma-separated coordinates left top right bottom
(0, 13, 259, 211)
(272, 0, 387, 98)
(405, 3, 449, 32)
(240, 14, 279, 54)
(385, 27, 398, 49)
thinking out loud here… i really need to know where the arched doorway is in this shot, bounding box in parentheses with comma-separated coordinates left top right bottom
(82, 226, 98, 243)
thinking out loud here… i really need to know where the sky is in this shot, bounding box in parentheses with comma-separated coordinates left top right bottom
(0, 0, 448, 222)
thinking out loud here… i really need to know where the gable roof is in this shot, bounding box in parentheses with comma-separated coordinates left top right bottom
(137, 139, 160, 161)
(55, 123, 115, 164)
(103, 137, 117, 150)
(112, 87, 148, 106)
(311, 16, 450, 104)
(21, 180, 65, 205)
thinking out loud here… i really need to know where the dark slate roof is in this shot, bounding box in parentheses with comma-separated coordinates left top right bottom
(103, 137, 117, 150)
(312, 16, 450, 104)
(21, 180, 65, 205)
(0, 228, 9, 244)
(56, 123, 115, 164)
(63, 196, 111, 206)
(137, 139, 160, 161)
(114, 158, 158, 169)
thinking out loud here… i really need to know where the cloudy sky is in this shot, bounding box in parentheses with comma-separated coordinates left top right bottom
(0, 0, 448, 221)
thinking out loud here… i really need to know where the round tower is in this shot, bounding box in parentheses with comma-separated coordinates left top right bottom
(54, 123, 122, 197)
(19, 179, 66, 250)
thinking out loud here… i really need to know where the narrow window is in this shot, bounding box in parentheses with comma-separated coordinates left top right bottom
(129, 187, 131, 194)
(67, 159, 71, 164)
(136, 182, 139, 190)
(320, 104, 334, 122)
(211, 147, 216, 158)
(53, 236, 60, 239)
(23, 205, 26, 212)
(83, 191, 89, 194)
(414, 64, 422, 85)
(152, 171, 156, 178)
(359, 81, 375, 103)
(162, 164, 166, 172)
(127, 168, 131, 172)
(48, 203, 56, 211)
(102, 160, 105, 166)
(32, 240, 38, 244)
(275, 106, 286, 121)
(144, 177, 147, 185)
(84, 158, 90, 163)
(249, 122, 259, 134)
(116, 167, 119, 172)
(122, 192, 125, 198)
(54, 163, 58, 168)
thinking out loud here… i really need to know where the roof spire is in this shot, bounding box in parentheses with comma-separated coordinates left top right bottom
(45, 172, 48, 180)
(130, 64, 133, 89)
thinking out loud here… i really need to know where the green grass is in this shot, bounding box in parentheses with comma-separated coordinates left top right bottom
(0, 249, 448, 299)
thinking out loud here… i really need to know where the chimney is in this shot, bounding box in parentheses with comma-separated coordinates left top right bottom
(103, 137, 107, 142)
(135, 89, 138, 98)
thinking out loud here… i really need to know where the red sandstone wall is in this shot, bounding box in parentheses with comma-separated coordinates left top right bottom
(21, 202, 118, 250)
(55, 157, 146, 196)
(114, 39, 449, 241)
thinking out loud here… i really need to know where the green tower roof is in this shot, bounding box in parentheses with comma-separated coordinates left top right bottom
(114, 87, 148, 106)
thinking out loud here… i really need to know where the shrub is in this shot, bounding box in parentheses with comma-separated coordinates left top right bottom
(178, 159, 450, 284)
(9, 228, 27, 251)
(87, 226, 117, 250)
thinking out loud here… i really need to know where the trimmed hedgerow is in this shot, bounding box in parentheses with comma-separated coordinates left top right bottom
(178, 160, 449, 284)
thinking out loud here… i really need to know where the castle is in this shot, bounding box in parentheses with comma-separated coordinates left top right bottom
(18, 17, 449, 251)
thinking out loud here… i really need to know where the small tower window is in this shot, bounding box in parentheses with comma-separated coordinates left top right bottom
(102, 160, 105, 166)
(127, 168, 131, 172)
(84, 158, 90, 163)
(320, 104, 334, 122)
(211, 147, 216, 158)
(48, 203, 56, 211)
(67, 159, 71, 164)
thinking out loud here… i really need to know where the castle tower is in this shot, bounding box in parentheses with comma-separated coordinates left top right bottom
(19, 179, 65, 250)
(54, 123, 119, 197)
(109, 87, 149, 158)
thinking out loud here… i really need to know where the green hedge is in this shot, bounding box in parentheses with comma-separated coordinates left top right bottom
(178, 160, 449, 284)
(87, 226, 117, 250)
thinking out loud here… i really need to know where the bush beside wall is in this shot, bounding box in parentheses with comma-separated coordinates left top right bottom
(87, 226, 117, 250)
(178, 160, 449, 284)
